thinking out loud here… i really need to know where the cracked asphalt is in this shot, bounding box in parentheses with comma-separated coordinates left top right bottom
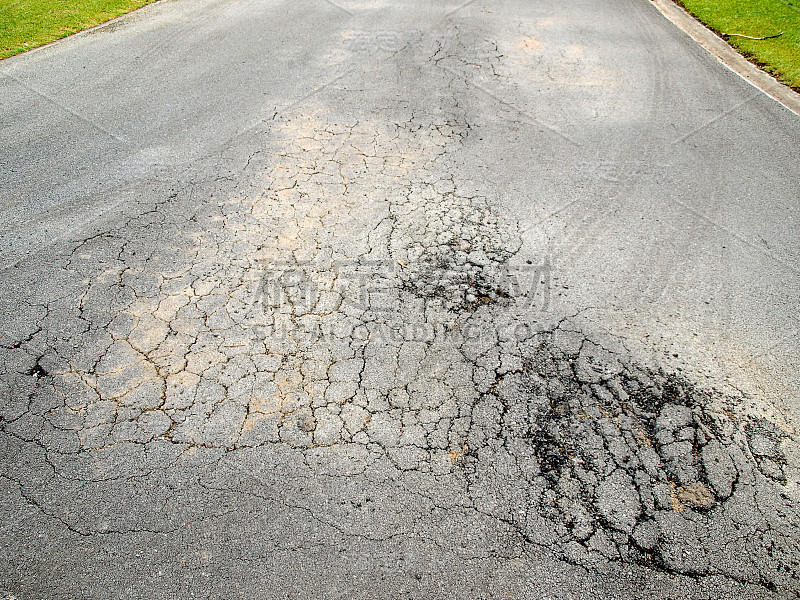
(1, 0, 800, 598)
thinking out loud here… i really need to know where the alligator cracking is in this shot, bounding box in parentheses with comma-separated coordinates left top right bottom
(1, 28, 798, 599)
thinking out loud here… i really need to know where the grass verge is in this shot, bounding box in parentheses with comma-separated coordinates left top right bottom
(674, 0, 800, 91)
(0, 0, 158, 60)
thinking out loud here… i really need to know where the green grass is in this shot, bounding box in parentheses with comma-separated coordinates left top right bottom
(0, 0, 157, 59)
(675, 0, 800, 91)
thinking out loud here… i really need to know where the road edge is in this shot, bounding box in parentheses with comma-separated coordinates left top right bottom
(0, 0, 168, 64)
(649, 0, 800, 118)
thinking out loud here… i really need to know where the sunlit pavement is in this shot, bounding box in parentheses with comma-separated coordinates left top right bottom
(1, 0, 799, 597)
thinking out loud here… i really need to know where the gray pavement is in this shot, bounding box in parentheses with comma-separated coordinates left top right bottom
(1, 0, 800, 597)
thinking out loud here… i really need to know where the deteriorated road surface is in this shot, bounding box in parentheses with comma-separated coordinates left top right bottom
(1, 0, 800, 598)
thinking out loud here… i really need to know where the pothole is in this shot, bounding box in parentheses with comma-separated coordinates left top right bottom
(461, 322, 800, 593)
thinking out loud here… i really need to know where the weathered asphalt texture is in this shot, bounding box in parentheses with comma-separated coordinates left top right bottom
(2, 0, 800, 598)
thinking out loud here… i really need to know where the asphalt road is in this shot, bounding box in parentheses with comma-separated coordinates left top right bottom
(1, 0, 800, 597)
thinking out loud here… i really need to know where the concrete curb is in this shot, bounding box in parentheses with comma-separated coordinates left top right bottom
(0, 0, 169, 65)
(649, 0, 800, 117)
